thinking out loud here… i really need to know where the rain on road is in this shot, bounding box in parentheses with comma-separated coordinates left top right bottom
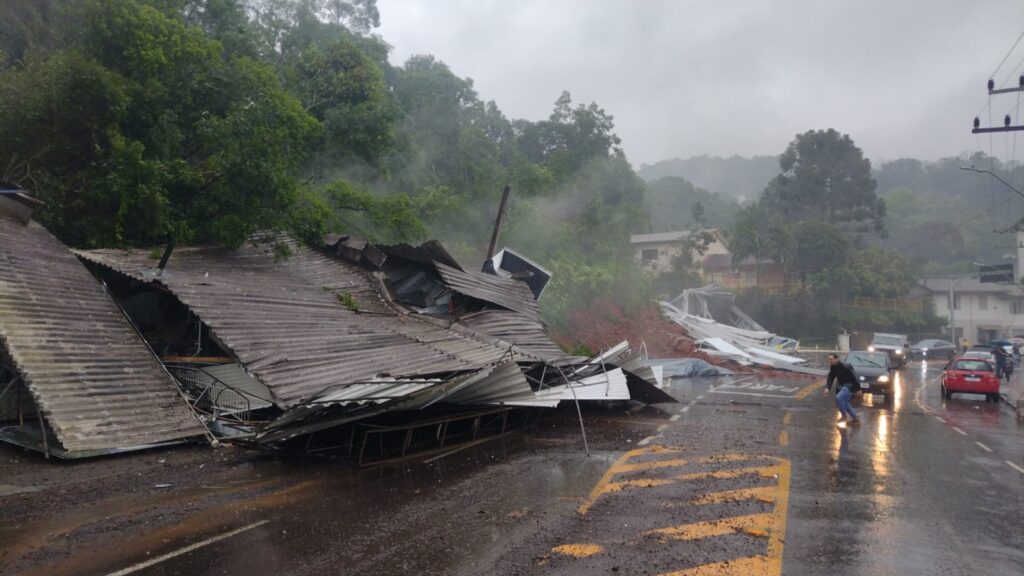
(2, 361, 1022, 576)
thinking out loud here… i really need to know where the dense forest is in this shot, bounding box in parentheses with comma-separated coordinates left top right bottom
(2, 1, 1019, 341)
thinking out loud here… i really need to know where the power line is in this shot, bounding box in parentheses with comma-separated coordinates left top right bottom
(991, 29, 1024, 80)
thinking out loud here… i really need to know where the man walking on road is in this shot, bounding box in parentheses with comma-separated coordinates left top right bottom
(824, 353, 861, 426)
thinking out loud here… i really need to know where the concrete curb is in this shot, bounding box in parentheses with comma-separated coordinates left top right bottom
(998, 392, 1023, 420)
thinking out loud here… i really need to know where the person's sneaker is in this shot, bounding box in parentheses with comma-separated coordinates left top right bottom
(849, 418, 862, 426)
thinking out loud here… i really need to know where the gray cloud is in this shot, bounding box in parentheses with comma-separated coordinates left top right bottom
(378, 0, 1024, 166)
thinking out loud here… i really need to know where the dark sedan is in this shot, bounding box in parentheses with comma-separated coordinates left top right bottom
(909, 339, 956, 360)
(845, 351, 894, 397)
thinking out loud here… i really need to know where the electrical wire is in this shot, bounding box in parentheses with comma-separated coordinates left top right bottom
(991, 29, 1024, 81)
(901, 194, 1014, 253)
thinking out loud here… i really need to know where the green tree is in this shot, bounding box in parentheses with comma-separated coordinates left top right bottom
(760, 129, 884, 230)
(0, 0, 319, 248)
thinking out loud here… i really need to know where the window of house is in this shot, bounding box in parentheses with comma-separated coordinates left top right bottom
(978, 294, 988, 310)
(1012, 299, 1024, 315)
(641, 248, 659, 261)
(952, 294, 961, 310)
(740, 270, 757, 287)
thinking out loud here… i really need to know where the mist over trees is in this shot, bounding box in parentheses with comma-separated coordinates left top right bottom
(2, 1, 1017, 340)
(0, 0, 651, 333)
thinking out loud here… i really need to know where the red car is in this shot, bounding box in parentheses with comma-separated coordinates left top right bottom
(941, 357, 1001, 402)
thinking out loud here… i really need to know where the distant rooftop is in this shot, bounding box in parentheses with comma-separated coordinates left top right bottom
(630, 228, 723, 245)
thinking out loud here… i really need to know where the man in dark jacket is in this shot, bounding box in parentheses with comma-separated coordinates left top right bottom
(824, 353, 861, 425)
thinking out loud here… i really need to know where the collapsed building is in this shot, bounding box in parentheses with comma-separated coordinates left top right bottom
(0, 186, 206, 458)
(0, 185, 675, 460)
(72, 234, 673, 460)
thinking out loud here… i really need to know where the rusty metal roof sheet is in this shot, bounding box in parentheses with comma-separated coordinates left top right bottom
(77, 239, 530, 407)
(456, 310, 564, 360)
(0, 219, 205, 452)
(434, 262, 541, 322)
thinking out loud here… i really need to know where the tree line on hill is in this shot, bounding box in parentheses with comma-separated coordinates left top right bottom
(4, 1, 1009, 339)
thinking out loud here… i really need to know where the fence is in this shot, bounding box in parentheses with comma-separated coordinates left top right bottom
(842, 297, 924, 313)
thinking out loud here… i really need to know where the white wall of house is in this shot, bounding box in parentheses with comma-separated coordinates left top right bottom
(931, 289, 1024, 344)
(633, 234, 729, 274)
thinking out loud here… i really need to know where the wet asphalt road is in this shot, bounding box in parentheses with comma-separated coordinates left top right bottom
(5, 360, 1023, 575)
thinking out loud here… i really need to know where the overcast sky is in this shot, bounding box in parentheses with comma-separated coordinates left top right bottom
(378, 0, 1024, 167)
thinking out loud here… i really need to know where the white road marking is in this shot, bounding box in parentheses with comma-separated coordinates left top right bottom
(105, 520, 269, 576)
(934, 417, 946, 423)
(709, 389, 799, 398)
(638, 436, 655, 446)
(952, 426, 967, 436)
(696, 395, 705, 400)
(1007, 461, 1024, 475)
(680, 406, 691, 413)
(657, 424, 669, 432)
(669, 414, 681, 422)
(975, 442, 993, 453)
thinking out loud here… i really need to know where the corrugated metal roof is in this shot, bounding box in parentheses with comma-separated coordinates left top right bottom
(435, 262, 542, 323)
(0, 218, 204, 452)
(562, 368, 630, 401)
(456, 310, 565, 360)
(77, 239, 531, 407)
(426, 362, 559, 407)
(630, 231, 690, 244)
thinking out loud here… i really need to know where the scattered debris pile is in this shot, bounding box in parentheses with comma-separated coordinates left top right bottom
(60, 234, 674, 460)
(660, 286, 824, 377)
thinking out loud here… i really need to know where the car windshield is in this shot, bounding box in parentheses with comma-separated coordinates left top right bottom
(953, 360, 992, 372)
(846, 352, 887, 367)
(872, 336, 903, 346)
(963, 351, 993, 360)
(914, 340, 940, 347)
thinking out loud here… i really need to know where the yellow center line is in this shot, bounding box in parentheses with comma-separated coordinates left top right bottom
(778, 430, 789, 446)
(782, 412, 792, 425)
(659, 555, 772, 576)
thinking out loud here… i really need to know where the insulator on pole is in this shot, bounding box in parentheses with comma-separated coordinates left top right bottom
(974, 117, 981, 129)
(1006, 114, 1012, 127)
(989, 78, 996, 91)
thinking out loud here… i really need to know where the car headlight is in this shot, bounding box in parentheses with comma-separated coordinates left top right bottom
(878, 375, 890, 383)
(868, 346, 875, 352)
(895, 349, 903, 355)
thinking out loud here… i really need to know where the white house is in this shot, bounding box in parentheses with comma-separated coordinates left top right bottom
(915, 278, 1024, 345)
(630, 229, 730, 274)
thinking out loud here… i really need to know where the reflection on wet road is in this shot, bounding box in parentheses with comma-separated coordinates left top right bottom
(5, 361, 1022, 575)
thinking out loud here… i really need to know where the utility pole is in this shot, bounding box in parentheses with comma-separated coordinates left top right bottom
(973, 76, 1024, 133)
(949, 279, 957, 351)
(485, 185, 511, 264)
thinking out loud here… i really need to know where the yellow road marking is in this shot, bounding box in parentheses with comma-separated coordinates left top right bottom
(578, 450, 640, 515)
(551, 543, 603, 558)
(603, 466, 782, 500)
(580, 451, 773, 514)
(689, 485, 777, 505)
(767, 458, 791, 574)
(649, 513, 774, 541)
(674, 465, 780, 482)
(782, 412, 792, 425)
(613, 453, 753, 474)
(794, 381, 820, 400)
(660, 555, 772, 576)
(778, 430, 788, 446)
